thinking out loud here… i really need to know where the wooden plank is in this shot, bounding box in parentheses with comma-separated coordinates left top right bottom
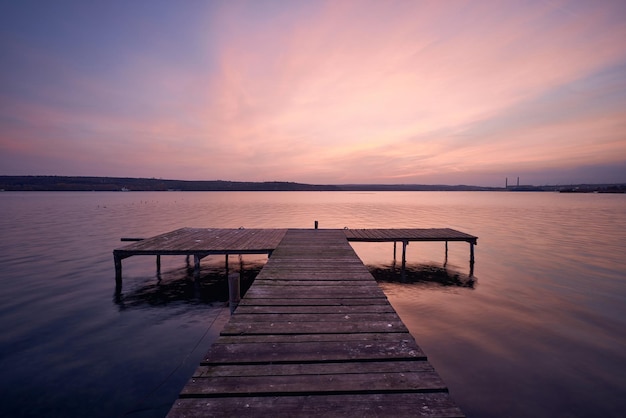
(181, 368, 446, 396)
(258, 270, 372, 277)
(254, 273, 374, 280)
(244, 286, 387, 299)
(167, 393, 465, 418)
(220, 319, 409, 335)
(194, 360, 432, 377)
(234, 305, 397, 314)
(237, 297, 391, 306)
(213, 332, 420, 345)
(245, 283, 383, 292)
(252, 279, 380, 286)
(228, 312, 404, 323)
(201, 340, 425, 364)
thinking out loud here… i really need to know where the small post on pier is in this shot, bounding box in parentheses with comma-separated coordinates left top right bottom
(114, 253, 122, 287)
(469, 241, 475, 276)
(314, 220, 318, 229)
(194, 254, 201, 278)
(228, 273, 240, 314)
(156, 255, 161, 274)
(444, 241, 448, 267)
(401, 241, 408, 281)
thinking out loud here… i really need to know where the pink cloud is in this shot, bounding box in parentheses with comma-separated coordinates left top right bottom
(185, 1, 625, 183)
(2, 0, 625, 184)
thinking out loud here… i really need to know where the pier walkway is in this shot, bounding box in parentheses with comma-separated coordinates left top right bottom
(165, 229, 465, 417)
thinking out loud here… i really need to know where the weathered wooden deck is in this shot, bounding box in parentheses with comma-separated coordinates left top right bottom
(344, 227, 477, 243)
(345, 228, 477, 277)
(165, 229, 466, 417)
(113, 227, 477, 285)
(113, 228, 288, 284)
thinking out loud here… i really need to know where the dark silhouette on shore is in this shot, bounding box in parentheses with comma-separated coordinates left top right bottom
(0, 175, 624, 192)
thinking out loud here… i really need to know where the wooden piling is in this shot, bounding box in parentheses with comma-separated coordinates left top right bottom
(469, 242, 475, 276)
(401, 240, 408, 281)
(114, 254, 122, 286)
(194, 255, 201, 278)
(228, 273, 240, 314)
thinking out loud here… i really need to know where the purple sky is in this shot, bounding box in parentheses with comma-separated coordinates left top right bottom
(1, 0, 625, 186)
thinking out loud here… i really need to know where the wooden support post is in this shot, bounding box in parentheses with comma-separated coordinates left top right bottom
(194, 255, 200, 278)
(156, 255, 161, 274)
(444, 241, 448, 267)
(401, 241, 408, 281)
(393, 241, 397, 260)
(228, 273, 240, 314)
(469, 242, 475, 276)
(114, 254, 122, 287)
(314, 220, 318, 229)
(225, 254, 229, 277)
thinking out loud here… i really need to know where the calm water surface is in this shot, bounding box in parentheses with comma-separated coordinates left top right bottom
(0, 191, 625, 417)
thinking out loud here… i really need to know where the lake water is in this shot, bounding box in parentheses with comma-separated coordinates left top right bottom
(0, 191, 624, 417)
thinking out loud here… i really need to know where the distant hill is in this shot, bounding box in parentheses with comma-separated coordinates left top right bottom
(0, 176, 339, 191)
(337, 183, 497, 191)
(0, 175, 623, 192)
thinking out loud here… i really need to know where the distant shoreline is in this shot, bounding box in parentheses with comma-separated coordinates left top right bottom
(0, 175, 624, 193)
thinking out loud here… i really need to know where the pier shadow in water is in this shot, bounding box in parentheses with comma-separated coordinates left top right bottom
(368, 262, 476, 288)
(114, 261, 264, 309)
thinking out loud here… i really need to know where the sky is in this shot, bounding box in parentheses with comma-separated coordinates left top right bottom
(1, 0, 625, 186)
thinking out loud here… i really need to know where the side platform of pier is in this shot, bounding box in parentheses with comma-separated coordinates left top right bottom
(113, 228, 288, 286)
(165, 229, 466, 417)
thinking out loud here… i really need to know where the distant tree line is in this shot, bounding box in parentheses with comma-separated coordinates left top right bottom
(0, 175, 623, 192)
(0, 176, 339, 191)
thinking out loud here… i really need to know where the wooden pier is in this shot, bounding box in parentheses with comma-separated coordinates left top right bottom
(113, 227, 477, 286)
(118, 228, 475, 417)
(113, 228, 476, 416)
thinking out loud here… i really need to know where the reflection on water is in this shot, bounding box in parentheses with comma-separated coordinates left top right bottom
(368, 262, 476, 288)
(114, 257, 265, 310)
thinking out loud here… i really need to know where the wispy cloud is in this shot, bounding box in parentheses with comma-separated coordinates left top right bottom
(1, 0, 625, 185)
